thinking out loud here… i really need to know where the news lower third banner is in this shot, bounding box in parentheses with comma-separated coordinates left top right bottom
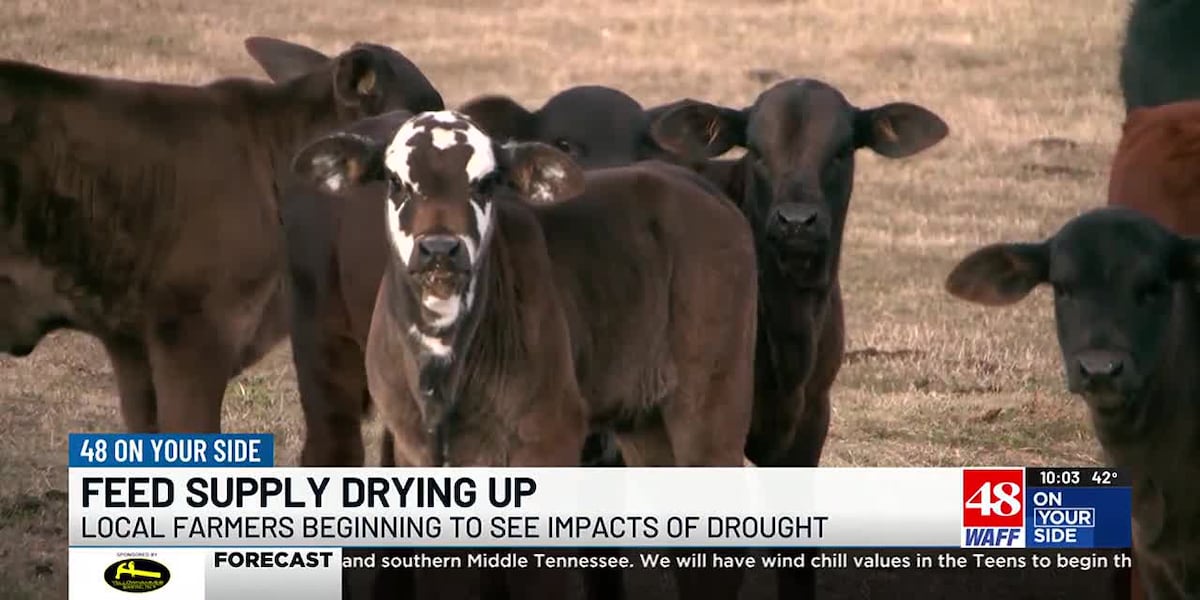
(67, 433, 1133, 599)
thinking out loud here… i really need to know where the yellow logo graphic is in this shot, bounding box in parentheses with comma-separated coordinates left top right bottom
(103, 558, 171, 593)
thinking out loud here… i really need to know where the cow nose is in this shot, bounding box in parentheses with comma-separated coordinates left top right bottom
(415, 235, 465, 269)
(776, 204, 819, 228)
(1076, 351, 1125, 384)
(772, 204, 827, 239)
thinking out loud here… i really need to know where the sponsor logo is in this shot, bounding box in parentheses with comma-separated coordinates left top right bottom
(103, 558, 171, 593)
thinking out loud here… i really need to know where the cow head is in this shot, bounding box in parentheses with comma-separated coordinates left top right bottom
(244, 36, 445, 121)
(946, 207, 1200, 419)
(292, 110, 583, 331)
(651, 79, 947, 289)
(459, 85, 667, 169)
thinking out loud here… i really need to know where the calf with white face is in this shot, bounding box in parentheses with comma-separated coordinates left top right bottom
(297, 110, 586, 468)
(382, 113, 499, 352)
(296, 108, 758, 600)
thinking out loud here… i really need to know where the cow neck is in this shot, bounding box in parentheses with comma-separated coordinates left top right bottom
(243, 67, 345, 177)
(1094, 288, 1200, 557)
(384, 241, 499, 467)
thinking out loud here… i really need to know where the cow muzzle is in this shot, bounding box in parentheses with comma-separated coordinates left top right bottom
(765, 202, 832, 285)
(411, 234, 473, 302)
(767, 203, 831, 250)
(413, 235, 471, 273)
(1066, 348, 1138, 411)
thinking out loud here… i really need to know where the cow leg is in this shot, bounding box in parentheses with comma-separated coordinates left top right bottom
(145, 315, 231, 432)
(616, 428, 747, 600)
(299, 332, 369, 466)
(766, 387, 831, 600)
(575, 432, 631, 600)
(103, 337, 158, 432)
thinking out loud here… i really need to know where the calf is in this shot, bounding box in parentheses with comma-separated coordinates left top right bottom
(1120, 0, 1200, 111)
(249, 46, 445, 466)
(649, 78, 947, 599)
(459, 85, 670, 168)
(293, 109, 757, 599)
(945, 206, 1200, 600)
(1108, 100, 1200, 236)
(0, 37, 440, 434)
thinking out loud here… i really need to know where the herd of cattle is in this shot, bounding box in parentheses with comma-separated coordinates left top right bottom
(1, 1, 1198, 598)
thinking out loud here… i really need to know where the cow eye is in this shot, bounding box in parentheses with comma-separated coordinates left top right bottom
(554, 139, 576, 155)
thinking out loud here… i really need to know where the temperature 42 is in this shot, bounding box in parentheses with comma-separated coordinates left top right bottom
(1091, 470, 1120, 486)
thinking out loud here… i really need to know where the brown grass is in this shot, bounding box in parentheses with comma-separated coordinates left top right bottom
(0, 0, 1126, 597)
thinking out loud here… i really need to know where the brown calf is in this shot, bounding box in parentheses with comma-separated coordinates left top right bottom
(293, 109, 758, 599)
(1108, 100, 1200, 236)
(0, 37, 439, 433)
(650, 78, 947, 599)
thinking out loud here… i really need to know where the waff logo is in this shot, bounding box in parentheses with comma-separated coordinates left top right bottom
(103, 558, 171, 593)
(961, 468, 1026, 548)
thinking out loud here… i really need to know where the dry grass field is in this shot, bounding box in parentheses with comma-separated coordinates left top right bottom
(0, 0, 1128, 597)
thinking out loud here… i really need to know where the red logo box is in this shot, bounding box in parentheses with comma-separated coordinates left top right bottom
(963, 468, 1024, 527)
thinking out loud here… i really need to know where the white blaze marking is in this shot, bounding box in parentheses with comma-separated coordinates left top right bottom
(408, 325, 452, 358)
(471, 199, 494, 252)
(430, 128, 460, 150)
(385, 198, 415, 266)
(383, 110, 498, 194)
(423, 294, 461, 329)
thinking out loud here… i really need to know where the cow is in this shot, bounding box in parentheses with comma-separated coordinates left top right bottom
(291, 108, 758, 600)
(0, 36, 441, 435)
(458, 85, 671, 168)
(647, 78, 948, 599)
(945, 206, 1200, 600)
(245, 44, 446, 467)
(1108, 100, 1200, 237)
(1119, 0, 1200, 111)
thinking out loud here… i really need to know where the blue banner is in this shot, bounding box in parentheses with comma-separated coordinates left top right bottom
(68, 433, 274, 467)
(1024, 486, 1131, 548)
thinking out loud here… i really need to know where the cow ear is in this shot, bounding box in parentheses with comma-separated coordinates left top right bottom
(650, 100, 747, 161)
(244, 37, 330, 82)
(945, 242, 1049, 306)
(292, 133, 388, 194)
(333, 47, 382, 109)
(856, 102, 949, 159)
(498, 142, 585, 205)
(458, 95, 537, 142)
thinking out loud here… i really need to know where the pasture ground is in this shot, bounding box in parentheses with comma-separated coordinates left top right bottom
(0, 0, 1127, 598)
